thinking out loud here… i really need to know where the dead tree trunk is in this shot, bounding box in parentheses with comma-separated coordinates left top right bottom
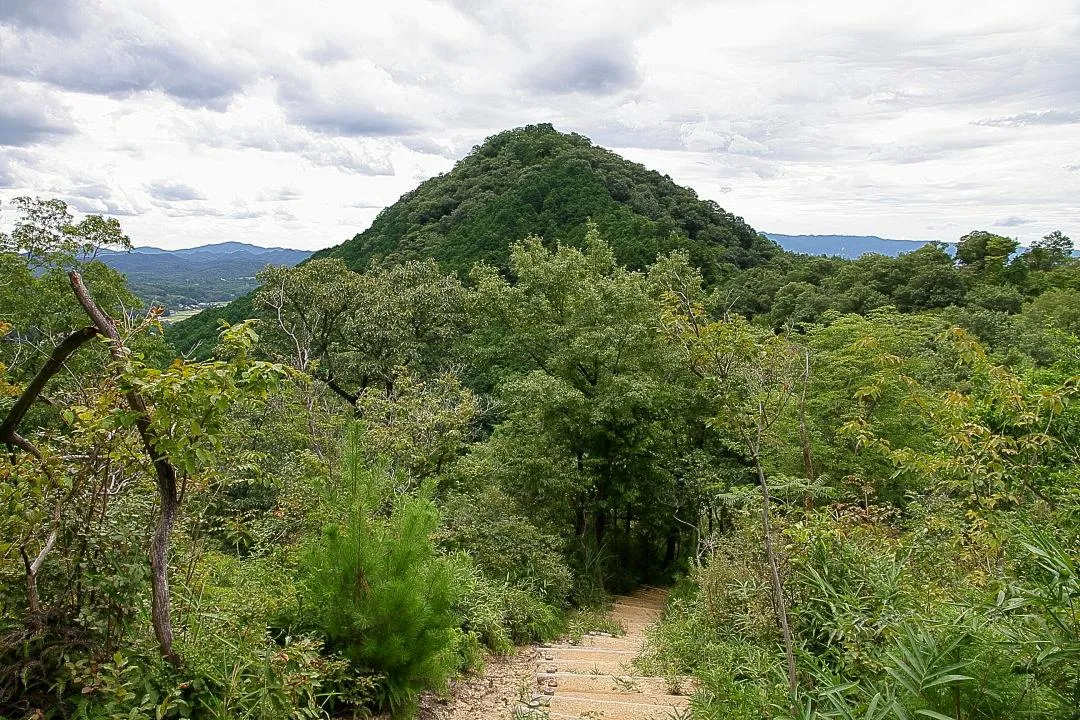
(69, 271, 182, 665)
(20, 502, 60, 618)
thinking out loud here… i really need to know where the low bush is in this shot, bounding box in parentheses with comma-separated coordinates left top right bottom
(292, 442, 461, 717)
(436, 487, 572, 605)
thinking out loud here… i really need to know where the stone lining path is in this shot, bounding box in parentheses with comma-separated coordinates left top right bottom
(519, 587, 693, 720)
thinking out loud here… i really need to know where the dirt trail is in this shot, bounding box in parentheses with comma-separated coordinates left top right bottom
(419, 587, 692, 720)
(417, 646, 541, 719)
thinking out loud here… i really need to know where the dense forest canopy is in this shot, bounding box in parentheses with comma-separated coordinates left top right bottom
(2, 128, 1078, 720)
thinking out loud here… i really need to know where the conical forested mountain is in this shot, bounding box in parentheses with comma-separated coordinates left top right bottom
(168, 124, 777, 353)
(315, 124, 775, 276)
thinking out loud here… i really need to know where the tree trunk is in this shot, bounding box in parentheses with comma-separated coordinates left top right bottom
(69, 271, 182, 665)
(753, 445, 798, 701)
(20, 504, 59, 621)
(798, 349, 815, 509)
(662, 527, 677, 569)
(150, 481, 179, 661)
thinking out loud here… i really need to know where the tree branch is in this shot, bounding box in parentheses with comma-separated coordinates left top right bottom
(315, 369, 359, 405)
(8, 431, 43, 459)
(20, 501, 61, 617)
(1, 326, 98, 449)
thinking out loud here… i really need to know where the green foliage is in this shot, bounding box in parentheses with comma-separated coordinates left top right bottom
(164, 292, 255, 358)
(636, 577, 786, 718)
(565, 606, 626, 643)
(437, 487, 571, 604)
(452, 556, 566, 653)
(172, 125, 777, 355)
(5, 169, 1079, 720)
(355, 371, 479, 482)
(2, 196, 131, 269)
(293, 433, 460, 716)
(465, 230, 704, 591)
(253, 258, 466, 397)
(1024, 287, 1080, 336)
(956, 230, 1019, 273)
(648, 507, 1078, 720)
(67, 635, 356, 720)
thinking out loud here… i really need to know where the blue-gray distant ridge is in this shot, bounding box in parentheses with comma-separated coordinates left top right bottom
(99, 242, 311, 307)
(765, 233, 954, 259)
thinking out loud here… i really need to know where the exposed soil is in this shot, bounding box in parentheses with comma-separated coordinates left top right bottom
(417, 645, 540, 719)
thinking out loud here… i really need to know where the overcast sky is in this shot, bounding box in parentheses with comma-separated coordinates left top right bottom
(1, 0, 1078, 250)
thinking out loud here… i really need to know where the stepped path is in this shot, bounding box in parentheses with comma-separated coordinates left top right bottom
(520, 587, 693, 720)
(417, 587, 690, 720)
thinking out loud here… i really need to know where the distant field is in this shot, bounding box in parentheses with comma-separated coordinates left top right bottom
(164, 303, 227, 323)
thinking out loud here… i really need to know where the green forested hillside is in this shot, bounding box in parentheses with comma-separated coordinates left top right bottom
(169, 124, 775, 354)
(99, 243, 311, 308)
(317, 124, 774, 275)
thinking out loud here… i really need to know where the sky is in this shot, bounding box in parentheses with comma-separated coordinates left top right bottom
(1, 0, 1078, 251)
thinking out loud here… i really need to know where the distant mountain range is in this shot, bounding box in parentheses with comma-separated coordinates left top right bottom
(763, 233, 954, 258)
(103, 233, 962, 311)
(100, 242, 311, 308)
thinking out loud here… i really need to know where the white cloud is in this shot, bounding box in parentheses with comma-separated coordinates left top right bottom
(147, 180, 206, 202)
(994, 216, 1032, 228)
(0, 0, 1076, 249)
(0, 82, 76, 146)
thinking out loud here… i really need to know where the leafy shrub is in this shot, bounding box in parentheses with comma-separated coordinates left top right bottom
(436, 487, 572, 604)
(695, 525, 776, 645)
(67, 636, 358, 720)
(294, 443, 460, 716)
(452, 554, 565, 655)
(786, 510, 911, 673)
(636, 579, 784, 718)
(0, 493, 150, 718)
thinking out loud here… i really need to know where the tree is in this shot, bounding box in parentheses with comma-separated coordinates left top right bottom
(892, 243, 967, 311)
(768, 281, 830, 328)
(955, 230, 1018, 274)
(1026, 230, 1073, 271)
(2, 199, 286, 665)
(845, 326, 1080, 510)
(793, 310, 953, 503)
(660, 296, 801, 704)
(256, 258, 465, 405)
(1024, 288, 1080, 337)
(1, 196, 130, 268)
(354, 370, 480, 482)
(466, 230, 701, 586)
